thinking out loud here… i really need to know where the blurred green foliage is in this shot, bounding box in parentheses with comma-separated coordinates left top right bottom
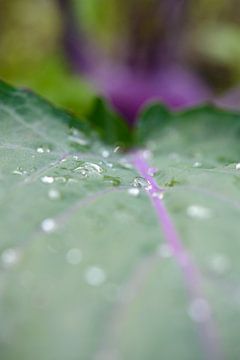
(0, 0, 240, 115)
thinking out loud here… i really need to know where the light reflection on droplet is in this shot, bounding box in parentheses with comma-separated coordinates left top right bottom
(236, 163, 240, 170)
(193, 161, 202, 168)
(128, 188, 140, 197)
(84, 266, 106, 286)
(74, 162, 103, 177)
(66, 248, 82, 265)
(101, 150, 110, 158)
(132, 176, 151, 190)
(1, 248, 21, 268)
(41, 176, 54, 184)
(188, 298, 210, 323)
(152, 191, 164, 200)
(41, 218, 57, 233)
(187, 205, 212, 220)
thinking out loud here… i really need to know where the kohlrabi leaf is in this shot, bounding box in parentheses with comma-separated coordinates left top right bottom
(0, 80, 240, 360)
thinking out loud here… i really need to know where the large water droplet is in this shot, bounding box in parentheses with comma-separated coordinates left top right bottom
(132, 176, 151, 190)
(187, 205, 212, 220)
(188, 298, 210, 322)
(41, 176, 54, 184)
(1, 248, 21, 268)
(66, 248, 82, 265)
(84, 266, 106, 286)
(41, 218, 57, 233)
(74, 162, 103, 177)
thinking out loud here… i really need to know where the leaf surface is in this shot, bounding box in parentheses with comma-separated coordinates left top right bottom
(0, 81, 240, 360)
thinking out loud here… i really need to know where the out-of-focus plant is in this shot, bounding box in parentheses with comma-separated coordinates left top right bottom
(0, 0, 240, 120)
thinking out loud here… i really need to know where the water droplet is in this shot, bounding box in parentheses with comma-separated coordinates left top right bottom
(193, 161, 202, 168)
(41, 218, 56, 233)
(147, 167, 158, 176)
(74, 162, 103, 177)
(119, 158, 133, 169)
(68, 129, 89, 146)
(158, 244, 172, 258)
(48, 189, 60, 200)
(37, 147, 44, 154)
(101, 150, 110, 158)
(84, 266, 106, 286)
(12, 167, 27, 176)
(66, 248, 82, 265)
(128, 188, 140, 197)
(236, 163, 240, 170)
(114, 146, 121, 153)
(41, 176, 54, 184)
(209, 254, 230, 275)
(1, 248, 21, 268)
(132, 176, 151, 190)
(187, 205, 212, 220)
(152, 191, 164, 200)
(188, 298, 210, 322)
(142, 150, 152, 160)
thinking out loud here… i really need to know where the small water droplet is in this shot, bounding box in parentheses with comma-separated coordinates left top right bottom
(41, 218, 56, 233)
(74, 162, 103, 177)
(69, 129, 89, 146)
(37, 147, 44, 154)
(188, 298, 210, 323)
(101, 150, 110, 158)
(84, 266, 106, 286)
(114, 146, 121, 153)
(128, 188, 140, 197)
(1, 248, 21, 268)
(147, 167, 158, 176)
(132, 176, 151, 190)
(41, 176, 54, 184)
(48, 189, 60, 200)
(208, 254, 230, 275)
(142, 150, 152, 160)
(152, 191, 164, 200)
(66, 248, 82, 265)
(12, 167, 28, 176)
(187, 205, 212, 220)
(236, 163, 240, 170)
(193, 161, 202, 168)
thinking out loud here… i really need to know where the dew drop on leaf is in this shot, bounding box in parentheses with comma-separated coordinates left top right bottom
(48, 189, 61, 200)
(12, 167, 28, 176)
(41, 218, 57, 233)
(128, 188, 140, 197)
(188, 298, 210, 323)
(84, 266, 106, 286)
(152, 191, 164, 200)
(41, 176, 54, 184)
(187, 205, 212, 219)
(1, 248, 21, 268)
(132, 176, 151, 190)
(66, 248, 82, 265)
(74, 162, 103, 177)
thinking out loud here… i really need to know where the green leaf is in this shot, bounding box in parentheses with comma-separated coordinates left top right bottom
(0, 80, 240, 360)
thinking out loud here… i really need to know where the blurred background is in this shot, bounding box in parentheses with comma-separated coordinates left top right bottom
(0, 0, 240, 120)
